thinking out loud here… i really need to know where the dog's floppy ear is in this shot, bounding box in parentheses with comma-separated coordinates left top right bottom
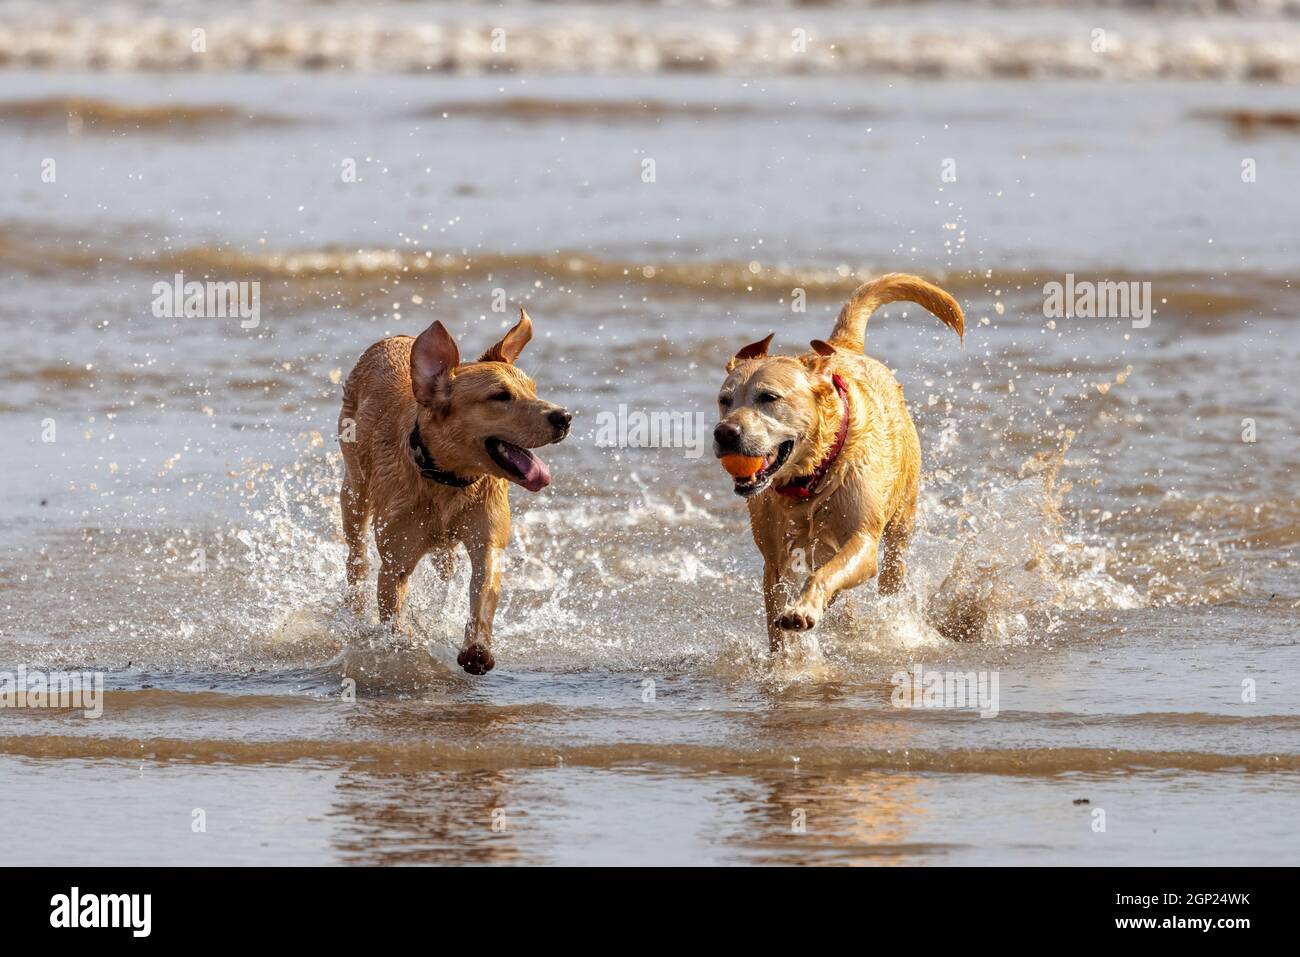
(410, 319, 460, 406)
(480, 309, 533, 364)
(809, 339, 837, 357)
(726, 333, 774, 372)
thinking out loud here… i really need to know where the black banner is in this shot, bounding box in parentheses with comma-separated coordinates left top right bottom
(0, 867, 1281, 941)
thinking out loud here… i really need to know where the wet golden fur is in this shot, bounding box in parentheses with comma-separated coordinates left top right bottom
(713, 274, 964, 650)
(338, 311, 569, 674)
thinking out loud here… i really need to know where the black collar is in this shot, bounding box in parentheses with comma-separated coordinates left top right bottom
(408, 422, 476, 488)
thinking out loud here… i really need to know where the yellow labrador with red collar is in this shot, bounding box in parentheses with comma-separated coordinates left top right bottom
(712, 274, 964, 651)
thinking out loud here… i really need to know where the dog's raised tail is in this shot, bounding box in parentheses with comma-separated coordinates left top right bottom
(827, 273, 964, 353)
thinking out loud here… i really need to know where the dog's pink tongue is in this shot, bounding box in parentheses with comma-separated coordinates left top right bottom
(501, 442, 550, 492)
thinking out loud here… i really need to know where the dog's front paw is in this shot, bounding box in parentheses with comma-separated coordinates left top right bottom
(776, 602, 820, 632)
(457, 643, 496, 675)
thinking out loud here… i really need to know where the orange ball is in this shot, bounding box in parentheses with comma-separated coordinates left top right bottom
(721, 453, 765, 478)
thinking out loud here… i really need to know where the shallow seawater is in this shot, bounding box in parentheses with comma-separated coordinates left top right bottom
(1, 15, 1298, 864)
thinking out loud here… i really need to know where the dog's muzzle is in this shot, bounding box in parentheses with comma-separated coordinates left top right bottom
(548, 409, 572, 441)
(712, 420, 744, 456)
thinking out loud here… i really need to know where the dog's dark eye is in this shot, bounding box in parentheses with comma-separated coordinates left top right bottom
(758, 392, 781, 403)
(489, 390, 512, 402)
(718, 395, 731, 408)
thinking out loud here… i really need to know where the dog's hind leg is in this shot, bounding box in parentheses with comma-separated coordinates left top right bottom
(340, 474, 371, 616)
(373, 511, 426, 628)
(376, 550, 421, 628)
(878, 486, 917, 596)
(338, 386, 371, 617)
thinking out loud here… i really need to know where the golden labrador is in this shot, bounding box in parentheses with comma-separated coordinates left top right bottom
(712, 274, 963, 651)
(338, 311, 570, 674)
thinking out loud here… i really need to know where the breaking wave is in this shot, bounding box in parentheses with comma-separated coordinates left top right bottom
(2, 13, 1300, 81)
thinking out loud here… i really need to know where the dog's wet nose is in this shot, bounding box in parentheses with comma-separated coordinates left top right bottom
(714, 421, 742, 451)
(548, 409, 572, 430)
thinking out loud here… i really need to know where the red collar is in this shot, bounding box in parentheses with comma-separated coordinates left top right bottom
(775, 374, 850, 501)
